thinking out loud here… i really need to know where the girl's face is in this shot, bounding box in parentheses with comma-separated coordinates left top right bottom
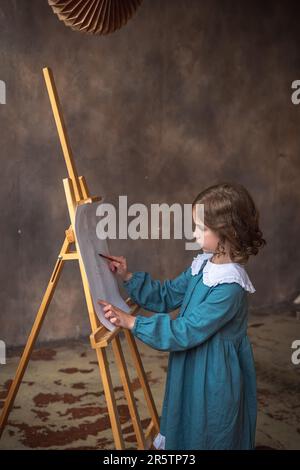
(192, 207, 220, 253)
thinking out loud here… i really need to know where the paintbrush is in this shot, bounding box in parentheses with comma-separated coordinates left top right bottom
(98, 253, 121, 264)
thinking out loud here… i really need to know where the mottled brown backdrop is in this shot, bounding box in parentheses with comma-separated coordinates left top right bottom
(0, 0, 299, 345)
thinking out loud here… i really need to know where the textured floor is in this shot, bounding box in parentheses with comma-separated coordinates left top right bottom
(0, 311, 299, 450)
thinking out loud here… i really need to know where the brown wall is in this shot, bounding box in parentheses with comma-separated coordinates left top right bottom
(0, 0, 300, 346)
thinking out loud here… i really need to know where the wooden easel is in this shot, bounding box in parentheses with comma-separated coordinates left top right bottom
(0, 67, 159, 449)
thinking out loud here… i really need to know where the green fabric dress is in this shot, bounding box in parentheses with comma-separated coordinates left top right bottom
(123, 253, 257, 450)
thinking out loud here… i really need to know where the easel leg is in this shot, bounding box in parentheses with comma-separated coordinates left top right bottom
(77, 254, 126, 449)
(0, 235, 70, 438)
(95, 347, 125, 450)
(112, 335, 146, 449)
(124, 330, 160, 441)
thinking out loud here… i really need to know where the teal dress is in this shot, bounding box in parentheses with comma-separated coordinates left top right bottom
(123, 255, 257, 450)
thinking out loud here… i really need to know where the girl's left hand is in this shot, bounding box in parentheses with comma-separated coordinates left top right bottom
(98, 300, 136, 330)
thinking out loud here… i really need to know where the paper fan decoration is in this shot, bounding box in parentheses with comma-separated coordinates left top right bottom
(48, 0, 143, 35)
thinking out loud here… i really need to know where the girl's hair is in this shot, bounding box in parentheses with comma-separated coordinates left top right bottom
(192, 182, 266, 264)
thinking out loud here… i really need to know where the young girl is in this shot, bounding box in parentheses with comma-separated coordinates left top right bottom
(98, 182, 266, 450)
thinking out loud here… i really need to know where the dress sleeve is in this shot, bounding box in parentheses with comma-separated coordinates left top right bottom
(131, 282, 244, 351)
(122, 266, 192, 312)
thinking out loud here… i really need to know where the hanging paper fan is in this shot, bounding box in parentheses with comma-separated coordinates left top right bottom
(48, 0, 143, 35)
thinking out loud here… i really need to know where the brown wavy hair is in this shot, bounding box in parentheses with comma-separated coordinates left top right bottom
(192, 182, 266, 264)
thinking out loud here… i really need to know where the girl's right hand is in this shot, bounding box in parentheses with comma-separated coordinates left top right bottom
(107, 255, 133, 282)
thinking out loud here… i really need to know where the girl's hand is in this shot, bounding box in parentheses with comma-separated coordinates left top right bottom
(98, 300, 136, 330)
(106, 255, 133, 282)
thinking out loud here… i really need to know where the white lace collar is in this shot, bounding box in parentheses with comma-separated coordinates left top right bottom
(191, 252, 214, 275)
(191, 252, 256, 294)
